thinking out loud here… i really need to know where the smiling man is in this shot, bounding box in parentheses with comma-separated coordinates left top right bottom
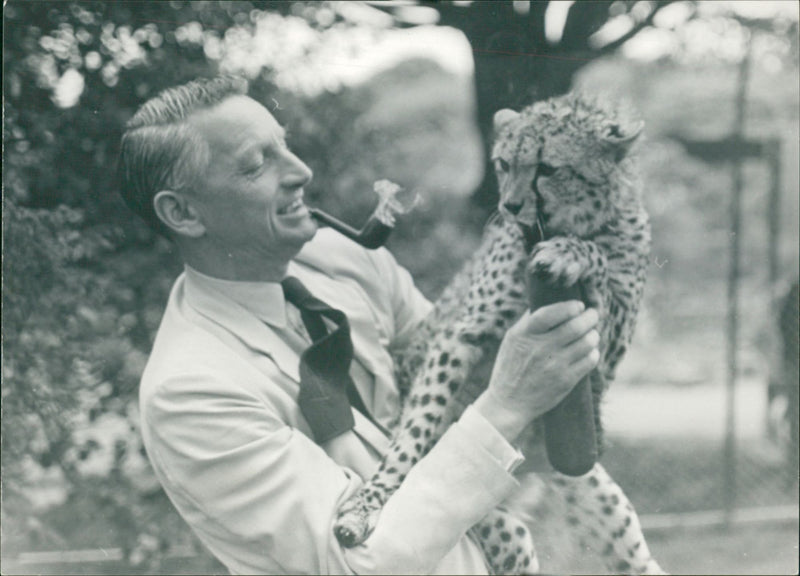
(118, 76, 599, 575)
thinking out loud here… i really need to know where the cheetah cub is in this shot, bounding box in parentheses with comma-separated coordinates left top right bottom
(334, 93, 665, 575)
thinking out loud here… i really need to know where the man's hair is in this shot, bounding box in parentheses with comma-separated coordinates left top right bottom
(117, 75, 249, 235)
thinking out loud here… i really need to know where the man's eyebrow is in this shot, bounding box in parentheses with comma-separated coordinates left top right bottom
(234, 144, 262, 166)
(235, 129, 287, 158)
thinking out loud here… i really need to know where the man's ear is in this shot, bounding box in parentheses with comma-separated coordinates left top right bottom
(153, 190, 206, 238)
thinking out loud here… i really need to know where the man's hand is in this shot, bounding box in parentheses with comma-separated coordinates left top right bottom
(473, 301, 600, 443)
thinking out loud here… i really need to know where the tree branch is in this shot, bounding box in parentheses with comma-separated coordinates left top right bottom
(594, 0, 681, 56)
(527, 1, 548, 49)
(561, 0, 614, 50)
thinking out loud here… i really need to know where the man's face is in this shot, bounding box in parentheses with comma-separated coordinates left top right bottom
(187, 95, 316, 262)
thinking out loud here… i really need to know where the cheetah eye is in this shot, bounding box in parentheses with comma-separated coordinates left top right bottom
(537, 162, 557, 177)
(494, 158, 510, 173)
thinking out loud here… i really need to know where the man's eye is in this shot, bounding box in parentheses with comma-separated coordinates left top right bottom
(494, 158, 510, 172)
(537, 162, 556, 177)
(244, 163, 263, 176)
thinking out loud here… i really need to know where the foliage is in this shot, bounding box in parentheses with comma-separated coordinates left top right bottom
(2, 1, 400, 568)
(3, 1, 255, 567)
(2, 196, 186, 566)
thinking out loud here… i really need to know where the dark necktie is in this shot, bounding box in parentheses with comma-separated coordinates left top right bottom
(281, 276, 374, 444)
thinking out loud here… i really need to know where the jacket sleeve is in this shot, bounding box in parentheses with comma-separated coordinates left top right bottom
(343, 406, 522, 574)
(142, 368, 520, 575)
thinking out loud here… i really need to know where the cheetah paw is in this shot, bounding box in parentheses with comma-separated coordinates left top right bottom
(613, 558, 668, 575)
(491, 552, 540, 575)
(334, 490, 381, 548)
(529, 240, 588, 288)
(474, 514, 540, 575)
(484, 544, 540, 575)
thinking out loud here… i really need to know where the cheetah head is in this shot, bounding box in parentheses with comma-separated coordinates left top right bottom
(491, 94, 643, 239)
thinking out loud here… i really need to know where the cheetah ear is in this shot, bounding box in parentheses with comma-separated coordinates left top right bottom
(493, 109, 520, 134)
(601, 120, 644, 160)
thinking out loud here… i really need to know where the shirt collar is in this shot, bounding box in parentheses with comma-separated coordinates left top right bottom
(183, 265, 288, 328)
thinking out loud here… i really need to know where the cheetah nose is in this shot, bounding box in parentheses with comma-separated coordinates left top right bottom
(503, 201, 523, 216)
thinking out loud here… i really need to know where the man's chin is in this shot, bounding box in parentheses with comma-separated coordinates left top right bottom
(301, 217, 319, 239)
(284, 218, 318, 246)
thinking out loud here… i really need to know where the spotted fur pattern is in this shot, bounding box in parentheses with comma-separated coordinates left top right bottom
(334, 93, 664, 575)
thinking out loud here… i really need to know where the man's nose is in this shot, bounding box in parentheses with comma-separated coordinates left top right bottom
(281, 151, 313, 188)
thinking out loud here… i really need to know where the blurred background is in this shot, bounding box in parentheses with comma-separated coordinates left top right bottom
(2, 1, 798, 574)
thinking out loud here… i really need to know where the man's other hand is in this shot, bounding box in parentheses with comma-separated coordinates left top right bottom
(474, 301, 600, 443)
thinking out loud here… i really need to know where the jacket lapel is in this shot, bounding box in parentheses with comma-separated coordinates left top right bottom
(182, 272, 392, 455)
(183, 271, 301, 382)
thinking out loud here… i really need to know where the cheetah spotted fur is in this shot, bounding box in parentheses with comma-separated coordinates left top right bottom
(334, 93, 665, 575)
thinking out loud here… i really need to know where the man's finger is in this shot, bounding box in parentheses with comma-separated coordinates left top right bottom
(567, 348, 601, 382)
(564, 329, 600, 363)
(526, 301, 586, 334)
(551, 308, 600, 345)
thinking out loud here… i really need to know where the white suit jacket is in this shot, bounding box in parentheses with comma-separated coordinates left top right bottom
(139, 228, 522, 574)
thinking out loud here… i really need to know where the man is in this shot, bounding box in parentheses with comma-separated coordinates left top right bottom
(118, 76, 600, 574)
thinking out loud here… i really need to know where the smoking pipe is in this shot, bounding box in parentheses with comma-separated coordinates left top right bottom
(307, 180, 416, 250)
(308, 208, 393, 250)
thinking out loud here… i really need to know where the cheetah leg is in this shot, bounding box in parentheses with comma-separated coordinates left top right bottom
(473, 508, 539, 575)
(335, 224, 528, 547)
(334, 336, 481, 547)
(550, 463, 666, 575)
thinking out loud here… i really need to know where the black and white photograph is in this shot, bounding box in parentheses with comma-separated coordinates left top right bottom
(2, 1, 799, 574)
